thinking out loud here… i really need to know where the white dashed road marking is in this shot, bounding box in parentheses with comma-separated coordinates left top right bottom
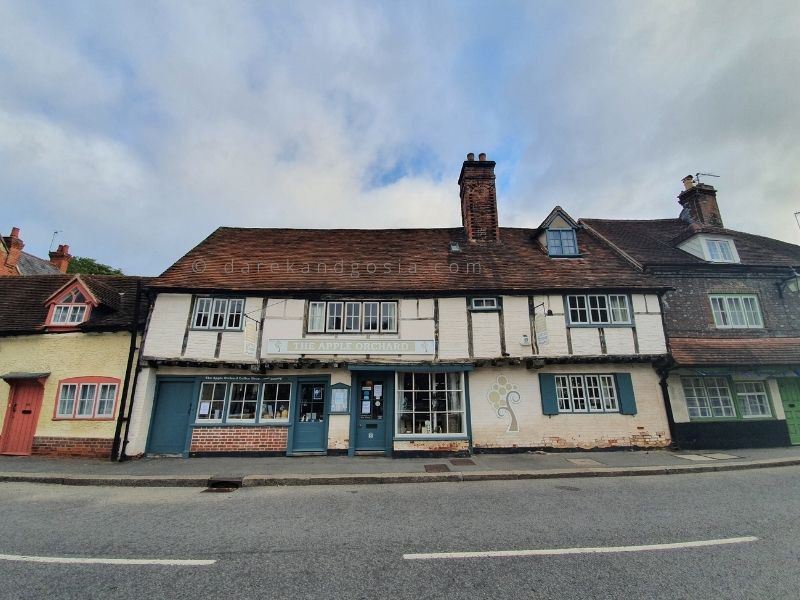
(0, 553, 215, 566)
(403, 536, 759, 560)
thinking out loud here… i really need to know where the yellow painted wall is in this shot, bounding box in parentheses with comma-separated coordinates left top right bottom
(0, 331, 134, 439)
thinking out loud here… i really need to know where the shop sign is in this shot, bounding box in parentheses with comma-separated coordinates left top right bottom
(266, 339, 435, 355)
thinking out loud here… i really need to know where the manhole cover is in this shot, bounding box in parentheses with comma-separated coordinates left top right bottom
(424, 464, 451, 473)
(202, 487, 238, 493)
(450, 458, 476, 466)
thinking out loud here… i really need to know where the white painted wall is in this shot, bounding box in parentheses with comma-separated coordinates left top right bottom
(570, 328, 602, 355)
(143, 294, 192, 358)
(125, 366, 158, 456)
(438, 298, 469, 359)
(471, 311, 502, 358)
(502, 296, 533, 357)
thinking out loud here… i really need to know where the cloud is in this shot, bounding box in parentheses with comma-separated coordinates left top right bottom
(1, 0, 799, 274)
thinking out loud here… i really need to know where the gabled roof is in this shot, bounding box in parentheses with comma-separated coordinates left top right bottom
(537, 206, 580, 230)
(16, 251, 60, 275)
(152, 225, 665, 293)
(0, 275, 151, 336)
(582, 218, 800, 268)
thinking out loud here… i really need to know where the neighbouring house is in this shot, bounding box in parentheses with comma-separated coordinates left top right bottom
(0, 275, 149, 457)
(126, 153, 672, 458)
(585, 177, 800, 449)
(1, 226, 71, 276)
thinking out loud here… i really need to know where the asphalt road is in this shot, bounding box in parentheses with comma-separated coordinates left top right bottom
(1, 467, 799, 600)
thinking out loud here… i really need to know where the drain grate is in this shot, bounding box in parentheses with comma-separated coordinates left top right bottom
(424, 464, 451, 473)
(204, 476, 243, 493)
(450, 458, 476, 466)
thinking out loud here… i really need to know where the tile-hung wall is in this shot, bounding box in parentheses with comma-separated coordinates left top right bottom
(132, 293, 670, 455)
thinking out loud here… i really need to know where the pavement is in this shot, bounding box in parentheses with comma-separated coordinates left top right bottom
(1, 446, 800, 488)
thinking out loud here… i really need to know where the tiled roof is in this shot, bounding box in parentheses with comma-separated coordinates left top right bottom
(583, 218, 800, 268)
(16, 251, 60, 275)
(152, 226, 664, 293)
(0, 275, 151, 335)
(670, 337, 800, 366)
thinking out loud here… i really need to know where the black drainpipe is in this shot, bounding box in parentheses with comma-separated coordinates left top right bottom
(111, 279, 143, 461)
(657, 362, 678, 448)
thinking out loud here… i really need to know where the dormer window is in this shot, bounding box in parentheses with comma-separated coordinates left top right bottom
(705, 239, 736, 263)
(546, 229, 578, 256)
(49, 287, 90, 325)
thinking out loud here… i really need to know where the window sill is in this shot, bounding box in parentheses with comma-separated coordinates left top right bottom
(688, 417, 775, 422)
(192, 421, 291, 427)
(394, 434, 468, 441)
(53, 416, 114, 421)
(189, 327, 244, 332)
(548, 254, 583, 258)
(567, 323, 633, 329)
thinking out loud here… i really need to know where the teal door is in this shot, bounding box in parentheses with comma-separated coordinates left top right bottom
(147, 380, 194, 455)
(355, 374, 392, 452)
(779, 379, 800, 445)
(292, 382, 327, 452)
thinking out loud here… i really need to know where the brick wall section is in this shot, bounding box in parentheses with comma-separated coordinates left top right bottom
(190, 427, 288, 453)
(32, 436, 113, 458)
(659, 272, 800, 338)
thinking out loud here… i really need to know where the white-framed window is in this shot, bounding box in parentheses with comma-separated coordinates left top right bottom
(735, 381, 772, 418)
(681, 377, 736, 418)
(396, 372, 465, 436)
(546, 229, 578, 256)
(362, 302, 380, 332)
(326, 302, 344, 332)
(344, 302, 362, 332)
(196, 382, 227, 422)
(56, 380, 118, 419)
(306, 301, 398, 333)
(706, 239, 737, 263)
(567, 294, 631, 325)
(192, 297, 245, 330)
(308, 301, 326, 332)
(380, 302, 397, 332)
(555, 374, 619, 413)
(709, 294, 763, 328)
(227, 383, 259, 421)
(260, 382, 292, 421)
(49, 286, 90, 325)
(470, 297, 499, 310)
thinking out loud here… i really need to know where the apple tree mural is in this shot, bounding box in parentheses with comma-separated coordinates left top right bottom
(487, 375, 522, 433)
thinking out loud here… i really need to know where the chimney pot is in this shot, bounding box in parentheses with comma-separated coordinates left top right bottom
(49, 243, 72, 273)
(479, 153, 486, 161)
(467, 153, 474, 161)
(10, 227, 19, 239)
(682, 175, 695, 191)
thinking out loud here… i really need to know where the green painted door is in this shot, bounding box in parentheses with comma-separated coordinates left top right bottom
(147, 380, 194, 455)
(355, 374, 392, 452)
(778, 379, 800, 445)
(292, 382, 327, 452)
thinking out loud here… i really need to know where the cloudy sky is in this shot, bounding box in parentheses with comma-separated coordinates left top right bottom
(2, 0, 799, 275)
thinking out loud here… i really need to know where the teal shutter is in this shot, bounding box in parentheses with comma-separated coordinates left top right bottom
(539, 374, 559, 415)
(616, 373, 637, 415)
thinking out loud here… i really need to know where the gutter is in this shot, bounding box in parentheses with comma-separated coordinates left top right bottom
(110, 280, 143, 461)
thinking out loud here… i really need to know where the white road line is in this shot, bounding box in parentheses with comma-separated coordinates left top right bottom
(0, 553, 215, 566)
(403, 536, 759, 560)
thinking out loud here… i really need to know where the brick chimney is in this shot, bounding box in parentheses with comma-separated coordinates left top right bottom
(49, 244, 72, 273)
(1, 227, 24, 275)
(458, 153, 499, 242)
(678, 175, 723, 227)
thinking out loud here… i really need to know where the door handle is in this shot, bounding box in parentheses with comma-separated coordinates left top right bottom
(21, 410, 32, 415)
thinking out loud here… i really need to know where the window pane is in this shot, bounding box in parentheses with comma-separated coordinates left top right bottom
(725, 297, 746, 327)
(344, 302, 361, 332)
(705, 377, 735, 417)
(308, 302, 325, 332)
(194, 298, 212, 328)
(77, 384, 96, 417)
(609, 295, 630, 324)
(568, 296, 588, 323)
(682, 377, 711, 418)
(600, 375, 618, 411)
(96, 384, 117, 417)
(588, 296, 609, 323)
(569, 376, 587, 411)
(397, 372, 464, 436)
(197, 382, 227, 421)
(228, 383, 258, 420)
(211, 298, 228, 328)
(736, 381, 771, 417)
(69, 305, 86, 323)
(362, 302, 379, 331)
(298, 384, 325, 422)
(58, 384, 77, 417)
(559, 230, 577, 255)
(53, 306, 69, 323)
(227, 299, 244, 329)
(326, 302, 343, 331)
(260, 382, 291, 420)
(555, 376, 571, 411)
(546, 230, 562, 255)
(585, 376, 603, 411)
(742, 297, 762, 327)
(710, 297, 728, 327)
(380, 302, 397, 332)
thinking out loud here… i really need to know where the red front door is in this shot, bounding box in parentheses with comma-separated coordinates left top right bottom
(0, 381, 44, 455)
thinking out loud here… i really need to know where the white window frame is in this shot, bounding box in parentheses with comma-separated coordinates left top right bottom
(193, 298, 212, 328)
(362, 302, 380, 332)
(226, 299, 244, 329)
(546, 229, 578, 256)
(681, 377, 736, 419)
(709, 294, 763, 329)
(259, 382, 292, 422)
(344, 302, 362, 332)
(56, 383, 78, 418)
(380, 302, 398, 332)
(735, 381, 772, 418)
(554, 374, 620, 413)
(395, 372, 466, 438)
(192, 297, 245, 330)
(226, 382, 260, 422)
(326, 302, 344, 332)
(705, 239, 737, 263)
(308, 301, 326, 332)
(470, 297, 499, 310)
(76, 384, 98, 419)
(196, 382, 228, 423)
(567, 294, 631, 325)
(52, 304, 87, 324)
(96, 384, 118, 418)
